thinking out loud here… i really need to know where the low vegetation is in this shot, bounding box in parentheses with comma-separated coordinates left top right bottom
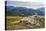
(6, 16, 45, 30)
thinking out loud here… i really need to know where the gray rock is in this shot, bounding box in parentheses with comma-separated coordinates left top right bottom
(20, 15, 40, 25)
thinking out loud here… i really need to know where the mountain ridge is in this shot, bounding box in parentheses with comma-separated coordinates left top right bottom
(6, 6, 45, 16)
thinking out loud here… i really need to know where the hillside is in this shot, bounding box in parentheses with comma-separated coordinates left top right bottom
(5, 6, 45, 16)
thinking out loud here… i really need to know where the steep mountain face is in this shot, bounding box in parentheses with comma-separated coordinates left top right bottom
(6, 6, 45, 16)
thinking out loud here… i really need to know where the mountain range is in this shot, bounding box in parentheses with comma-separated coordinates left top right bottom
(5, 6, 45, 16)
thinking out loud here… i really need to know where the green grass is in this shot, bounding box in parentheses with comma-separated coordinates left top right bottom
(6, 16, 22, 24)
(6, 16, 45, 30)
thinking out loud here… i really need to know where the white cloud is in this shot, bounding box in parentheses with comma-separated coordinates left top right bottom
(7, 1, 44, 9)
(6, 0, 44, 2)
(6, 0, 30, 1)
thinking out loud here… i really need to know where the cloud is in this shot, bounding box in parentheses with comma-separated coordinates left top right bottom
(6, 1, 44, 9)
(6, 0, 44, 2)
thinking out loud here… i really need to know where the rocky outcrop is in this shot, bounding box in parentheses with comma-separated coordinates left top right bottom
(20, 15, 40, 26)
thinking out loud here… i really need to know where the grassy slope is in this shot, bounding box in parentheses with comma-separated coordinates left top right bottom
(6, 16, 45, 30)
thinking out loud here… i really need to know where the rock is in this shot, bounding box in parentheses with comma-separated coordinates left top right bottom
(20, 15, 40, 25)
(36, 23, 40, 26)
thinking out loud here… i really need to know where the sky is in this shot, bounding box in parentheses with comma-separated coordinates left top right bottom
(6, 0, 45, 9)
(6, 0, 44, 2)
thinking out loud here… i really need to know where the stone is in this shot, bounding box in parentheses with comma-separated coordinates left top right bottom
(20, 15, 40, 25)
